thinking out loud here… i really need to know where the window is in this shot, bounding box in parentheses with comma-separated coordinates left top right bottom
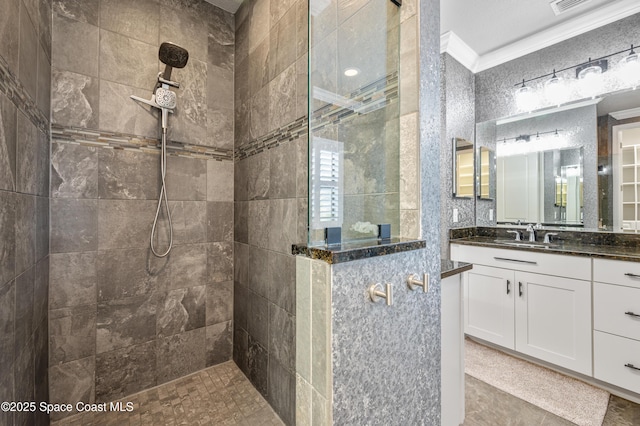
(310, 138, 344, 230)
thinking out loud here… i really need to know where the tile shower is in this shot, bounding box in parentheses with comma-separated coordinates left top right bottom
(0, 0, 439, 425)
(46, 0, 236, 421)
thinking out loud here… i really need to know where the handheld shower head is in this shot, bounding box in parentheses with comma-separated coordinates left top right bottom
(159, 42, 189, 81)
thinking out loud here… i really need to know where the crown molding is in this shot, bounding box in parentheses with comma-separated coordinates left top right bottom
(442, 0, 640, 74)
(440, 31, 479, 72)
(475, 0, 640, 72)
(610, 106, 640, 120)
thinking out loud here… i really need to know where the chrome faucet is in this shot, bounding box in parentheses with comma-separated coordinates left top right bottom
(507, 230, 522, 241)
(526, 223, 536, 242)
(544, 232, 558, 244)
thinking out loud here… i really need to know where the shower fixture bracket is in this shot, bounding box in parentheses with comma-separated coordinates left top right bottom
(129, 94, 175, 113)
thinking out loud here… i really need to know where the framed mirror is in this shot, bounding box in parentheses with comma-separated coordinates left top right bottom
(452, 138, 474, 198)
(477, 146, 495, 200)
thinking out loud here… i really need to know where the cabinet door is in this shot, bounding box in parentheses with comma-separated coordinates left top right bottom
(515, 272, 592, 376)
(464, 265, 515, 349)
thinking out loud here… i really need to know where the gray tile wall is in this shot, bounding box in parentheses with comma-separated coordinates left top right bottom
(0, 0, 52, 425)
(233, 0, 307, 423)
(440, 53, 476, 257)
(48, 0, 235, 420)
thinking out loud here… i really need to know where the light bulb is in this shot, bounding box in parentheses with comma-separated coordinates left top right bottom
(344, 68, 360, 77)
(515, 82, 536, 112)
(544, 72, 569, 105)
(578, 63, 604, 98)
(618, 47, 640, 87)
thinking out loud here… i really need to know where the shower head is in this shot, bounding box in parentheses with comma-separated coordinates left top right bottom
(159, 42, 189, 81)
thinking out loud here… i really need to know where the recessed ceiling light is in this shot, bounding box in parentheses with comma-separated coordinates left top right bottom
(344, 68, 360, 77)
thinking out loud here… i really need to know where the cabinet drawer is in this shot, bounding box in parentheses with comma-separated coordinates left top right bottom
(594, 283, 640, 340)
(594, 331, 640, 394)
(451, 244, 590, 280)
(593, 258, 640, 289)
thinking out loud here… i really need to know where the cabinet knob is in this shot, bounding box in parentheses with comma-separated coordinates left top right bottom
(625, 311, 640, 318)
(624, 363, 640, 371)
(519, 282, 523, 297)
(506, 280, 511, 294)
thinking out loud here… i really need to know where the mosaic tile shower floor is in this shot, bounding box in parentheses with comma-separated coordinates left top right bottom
(52, 361, 284, 426)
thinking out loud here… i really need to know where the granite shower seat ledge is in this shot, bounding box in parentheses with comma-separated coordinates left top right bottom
(292, 239, 426, 264)
(450, 236, 640, 263)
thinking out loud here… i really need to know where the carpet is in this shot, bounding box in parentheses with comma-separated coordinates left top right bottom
(465, 338, 609, 426)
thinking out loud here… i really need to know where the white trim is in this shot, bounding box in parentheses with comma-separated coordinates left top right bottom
(440, 31, 479, 72)
(610, 106, 640, 120)
(496, 98, 601, 125)
(442, 0, 640, 74)
(476, 0, 640, 72)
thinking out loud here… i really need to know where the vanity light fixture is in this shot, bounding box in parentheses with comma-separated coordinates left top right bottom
(498, 129, 562, 144)
(514, 43, 639, 107)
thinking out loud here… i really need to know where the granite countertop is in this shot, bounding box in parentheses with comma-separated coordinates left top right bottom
(441, 259, 472, 279)
(450, 235, 640, 263)
(292, 239, 426, 264)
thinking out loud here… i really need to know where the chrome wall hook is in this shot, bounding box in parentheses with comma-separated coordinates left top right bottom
(368, 283, 393, 306)
(407, 273, 429, 293)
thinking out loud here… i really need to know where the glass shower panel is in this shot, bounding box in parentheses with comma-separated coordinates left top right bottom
(308, 0, 401, 245)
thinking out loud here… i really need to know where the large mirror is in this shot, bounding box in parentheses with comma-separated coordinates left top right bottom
(467, 7, 640, 233)
(477, 86, 640, 231)
(452, 138, 474, 198)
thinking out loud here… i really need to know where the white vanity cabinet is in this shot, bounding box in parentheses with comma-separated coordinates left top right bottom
(593, 258, 640, 394)
(451, 244, 593, 376)
(464, 264, 515, 349)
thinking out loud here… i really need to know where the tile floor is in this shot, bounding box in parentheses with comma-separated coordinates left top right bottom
(464, 374, 640, 426)
(51, 361, 284, 426)
(50, 361, 640, 425)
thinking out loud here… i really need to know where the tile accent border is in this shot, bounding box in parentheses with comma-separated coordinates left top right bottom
(49, 71, 399, 163)
(51, 125, 235, 162)
(0, 55, 50, 134)
(310, 71, 399, 133)
(234, 116, 309, 161)
(235, 71, 399, 162)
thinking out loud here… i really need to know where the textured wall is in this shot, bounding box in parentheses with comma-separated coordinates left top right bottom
(418, 0, 443, 421)
(233, 0, 307, 423)
(475, 13, 640, 124)
(331, 249, 439, 424)
(0, 0, 51, 424)
(440, 53, 475, 257)
(48, 0, 235, 420)
(494, 105, 598, 228)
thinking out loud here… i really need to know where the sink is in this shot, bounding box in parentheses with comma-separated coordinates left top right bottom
(493, 240, 559, 249)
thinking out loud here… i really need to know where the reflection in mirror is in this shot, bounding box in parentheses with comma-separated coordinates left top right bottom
(477, 102, 597, 228)
(477, 147, 495, 200)
(452, 138, 474, 198)
(496, 147, 584, 226)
